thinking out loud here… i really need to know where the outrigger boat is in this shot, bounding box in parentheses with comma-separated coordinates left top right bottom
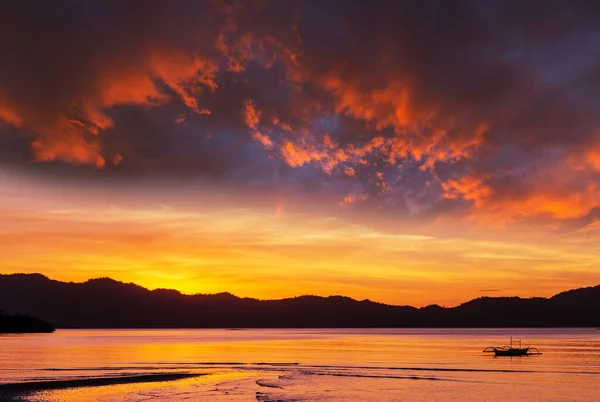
(483, 337, 542, 356)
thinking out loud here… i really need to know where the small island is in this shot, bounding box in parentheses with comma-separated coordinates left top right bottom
(0, 310, 54, 333)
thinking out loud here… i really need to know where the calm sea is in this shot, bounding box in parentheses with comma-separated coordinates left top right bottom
(1, 328, 599, 401)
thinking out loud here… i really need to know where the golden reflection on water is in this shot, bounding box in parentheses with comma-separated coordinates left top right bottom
(1, 329, 600, 401)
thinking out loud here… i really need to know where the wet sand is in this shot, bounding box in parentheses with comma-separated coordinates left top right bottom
(0, 373, 201, 401)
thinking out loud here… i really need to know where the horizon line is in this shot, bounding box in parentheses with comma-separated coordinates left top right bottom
(3, 272, 598, 310)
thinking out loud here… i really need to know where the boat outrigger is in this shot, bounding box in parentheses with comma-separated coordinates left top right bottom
(483, 337, 542, 356)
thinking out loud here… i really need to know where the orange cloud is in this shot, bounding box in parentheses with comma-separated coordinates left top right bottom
(277, 134, 352, 174)
(280, 139, 318, 168)
(147, 51, 218, 112)
(581, 148, 600, 171)
(443, 171, 600, 221)
(442, 176, 491, 206)
(21, 49, 220, 168)
(497, 184, 600, 220)
(96, 69, 167, 109)
(113, 153, 123, 166)
(0, 96, 22, 126)
(238, 62, 491, 178)
(216, 2, 302, 78)
(244, 100, 261, 128)
(244, 100, 272, 148)
(338, 193, 369, 207)
(31, 116, 105, 168)
(323, 76, 419, 132)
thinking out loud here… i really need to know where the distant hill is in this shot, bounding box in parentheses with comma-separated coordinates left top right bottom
(1, 274, 599, 328)
(0, 309, 55, 333)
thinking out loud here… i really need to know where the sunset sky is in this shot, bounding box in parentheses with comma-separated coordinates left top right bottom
(1, 0, 600, 306)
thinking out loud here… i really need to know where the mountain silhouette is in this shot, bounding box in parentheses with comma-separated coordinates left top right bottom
(0, 309, 54, 333)
(1, 274, 599, 328)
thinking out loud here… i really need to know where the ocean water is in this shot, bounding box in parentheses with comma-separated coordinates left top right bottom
(0, 328, 599, 401)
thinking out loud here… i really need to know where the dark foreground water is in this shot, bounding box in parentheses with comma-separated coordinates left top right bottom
(1, 328, 599, 401)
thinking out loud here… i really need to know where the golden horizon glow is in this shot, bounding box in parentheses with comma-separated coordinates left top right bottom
(2, 173, 599, 308)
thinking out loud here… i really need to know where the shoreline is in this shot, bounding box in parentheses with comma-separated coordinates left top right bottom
(0, 373, 202, 401)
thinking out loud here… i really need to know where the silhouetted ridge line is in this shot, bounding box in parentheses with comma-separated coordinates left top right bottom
(1, 274, 599, 328)
(0, 309, 54, 333)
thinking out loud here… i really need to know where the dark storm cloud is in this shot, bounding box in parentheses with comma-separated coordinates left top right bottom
(1, 0, 600, 228)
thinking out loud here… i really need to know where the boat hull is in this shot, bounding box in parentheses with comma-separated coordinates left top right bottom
(493, 347, 530, 356)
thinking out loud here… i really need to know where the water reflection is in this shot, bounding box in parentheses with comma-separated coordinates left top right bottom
(1, 329, 599, 401)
